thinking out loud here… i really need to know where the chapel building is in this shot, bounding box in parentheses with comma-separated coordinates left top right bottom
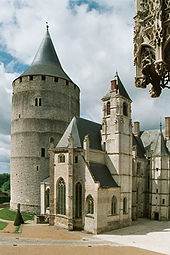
(40, 74, 170, 234)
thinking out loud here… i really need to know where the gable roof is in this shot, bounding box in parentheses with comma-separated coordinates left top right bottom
(102, 73, 131, 101)
(89, 162, 118, 188)
(20, 28, 72, 82)
(56, 117, 102, 150)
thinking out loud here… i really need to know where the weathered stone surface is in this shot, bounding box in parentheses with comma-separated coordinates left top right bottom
(134, 0, 170, 97)
(10, 74, 80, 214)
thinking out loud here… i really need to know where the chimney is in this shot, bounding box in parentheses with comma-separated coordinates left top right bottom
(111, 79, 117, 91)
(134, 121, 140, 136)
(165, 117, 170, 140)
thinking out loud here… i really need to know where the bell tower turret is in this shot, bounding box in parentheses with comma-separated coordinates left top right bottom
(102, 73, 132, 226)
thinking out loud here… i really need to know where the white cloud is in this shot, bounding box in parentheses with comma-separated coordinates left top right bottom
(0, 63, 17, 173)
(0, 0, 169, 173)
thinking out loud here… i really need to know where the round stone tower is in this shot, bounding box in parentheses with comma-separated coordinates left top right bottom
(10, 27, 80, 214)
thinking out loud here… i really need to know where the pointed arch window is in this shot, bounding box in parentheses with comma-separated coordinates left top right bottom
(106, 101, 110, 115)
(57, 178, 66, 215)
(75, 182, 82, 218)
(86, 195, 94, 214)
(111, 196, 117, 215)
(123, 102, 128, 116)
(123, 197, 127, 214)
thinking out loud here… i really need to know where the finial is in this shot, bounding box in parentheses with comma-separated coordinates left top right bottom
(160, 117, 162, 132)
(46, 21, 49, 30)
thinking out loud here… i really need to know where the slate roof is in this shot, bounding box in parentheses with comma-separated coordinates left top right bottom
(102, 73, 131, 101)
(89, 162, 118, 188)
(139, 128, 170, 156)
(56, 117, 102, 150)
(20, 28, 72, 81)
(133, 134, 146, 158)
(41, 177, 50, 184)
(152, 128, 169, 156)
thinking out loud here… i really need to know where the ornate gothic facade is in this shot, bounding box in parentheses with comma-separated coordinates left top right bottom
(134, 0, 170, 97)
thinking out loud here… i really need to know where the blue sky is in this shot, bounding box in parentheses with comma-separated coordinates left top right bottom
(0, 0, 169, 174)
(69, 0, 111, 13)
(0, 51, 28, 73)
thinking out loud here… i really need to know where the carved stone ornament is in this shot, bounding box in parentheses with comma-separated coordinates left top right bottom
(134, 0, 170, 97)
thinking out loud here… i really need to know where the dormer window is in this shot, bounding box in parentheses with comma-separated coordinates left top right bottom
(106, 101, 110, 115)
(123, 102, 128, 116)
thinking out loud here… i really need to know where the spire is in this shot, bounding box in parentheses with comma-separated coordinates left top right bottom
(20, 27, 72, 82)
(115, 73, 131, 101)
(153, 124, 169, 156)
(46, 21, 49, 31)
(102, 73, 131, 101)
(160, 120, 162, 132)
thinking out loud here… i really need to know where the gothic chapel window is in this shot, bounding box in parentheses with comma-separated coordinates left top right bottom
(107, 101, 110, 115)
(57, 178, 66, 215)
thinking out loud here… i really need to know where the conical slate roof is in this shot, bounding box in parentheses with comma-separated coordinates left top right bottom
(152, 125, 169, 156)
(56, 116, 102, 150)
(20, 28, 72, 81)
(102, 73, 131, 101)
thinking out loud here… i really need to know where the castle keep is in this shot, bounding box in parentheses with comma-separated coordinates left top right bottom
(10, 27, 80, 214)
(10, 27, 170, 233)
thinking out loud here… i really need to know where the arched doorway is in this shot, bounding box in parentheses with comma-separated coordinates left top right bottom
(154, 212, 159, 220)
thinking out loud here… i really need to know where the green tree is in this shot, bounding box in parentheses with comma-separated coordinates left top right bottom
(1, 179, 10, 192)
(0, 174, 10, 188)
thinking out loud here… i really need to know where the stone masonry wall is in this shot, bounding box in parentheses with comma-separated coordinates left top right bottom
(10, 75, 80, 214)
